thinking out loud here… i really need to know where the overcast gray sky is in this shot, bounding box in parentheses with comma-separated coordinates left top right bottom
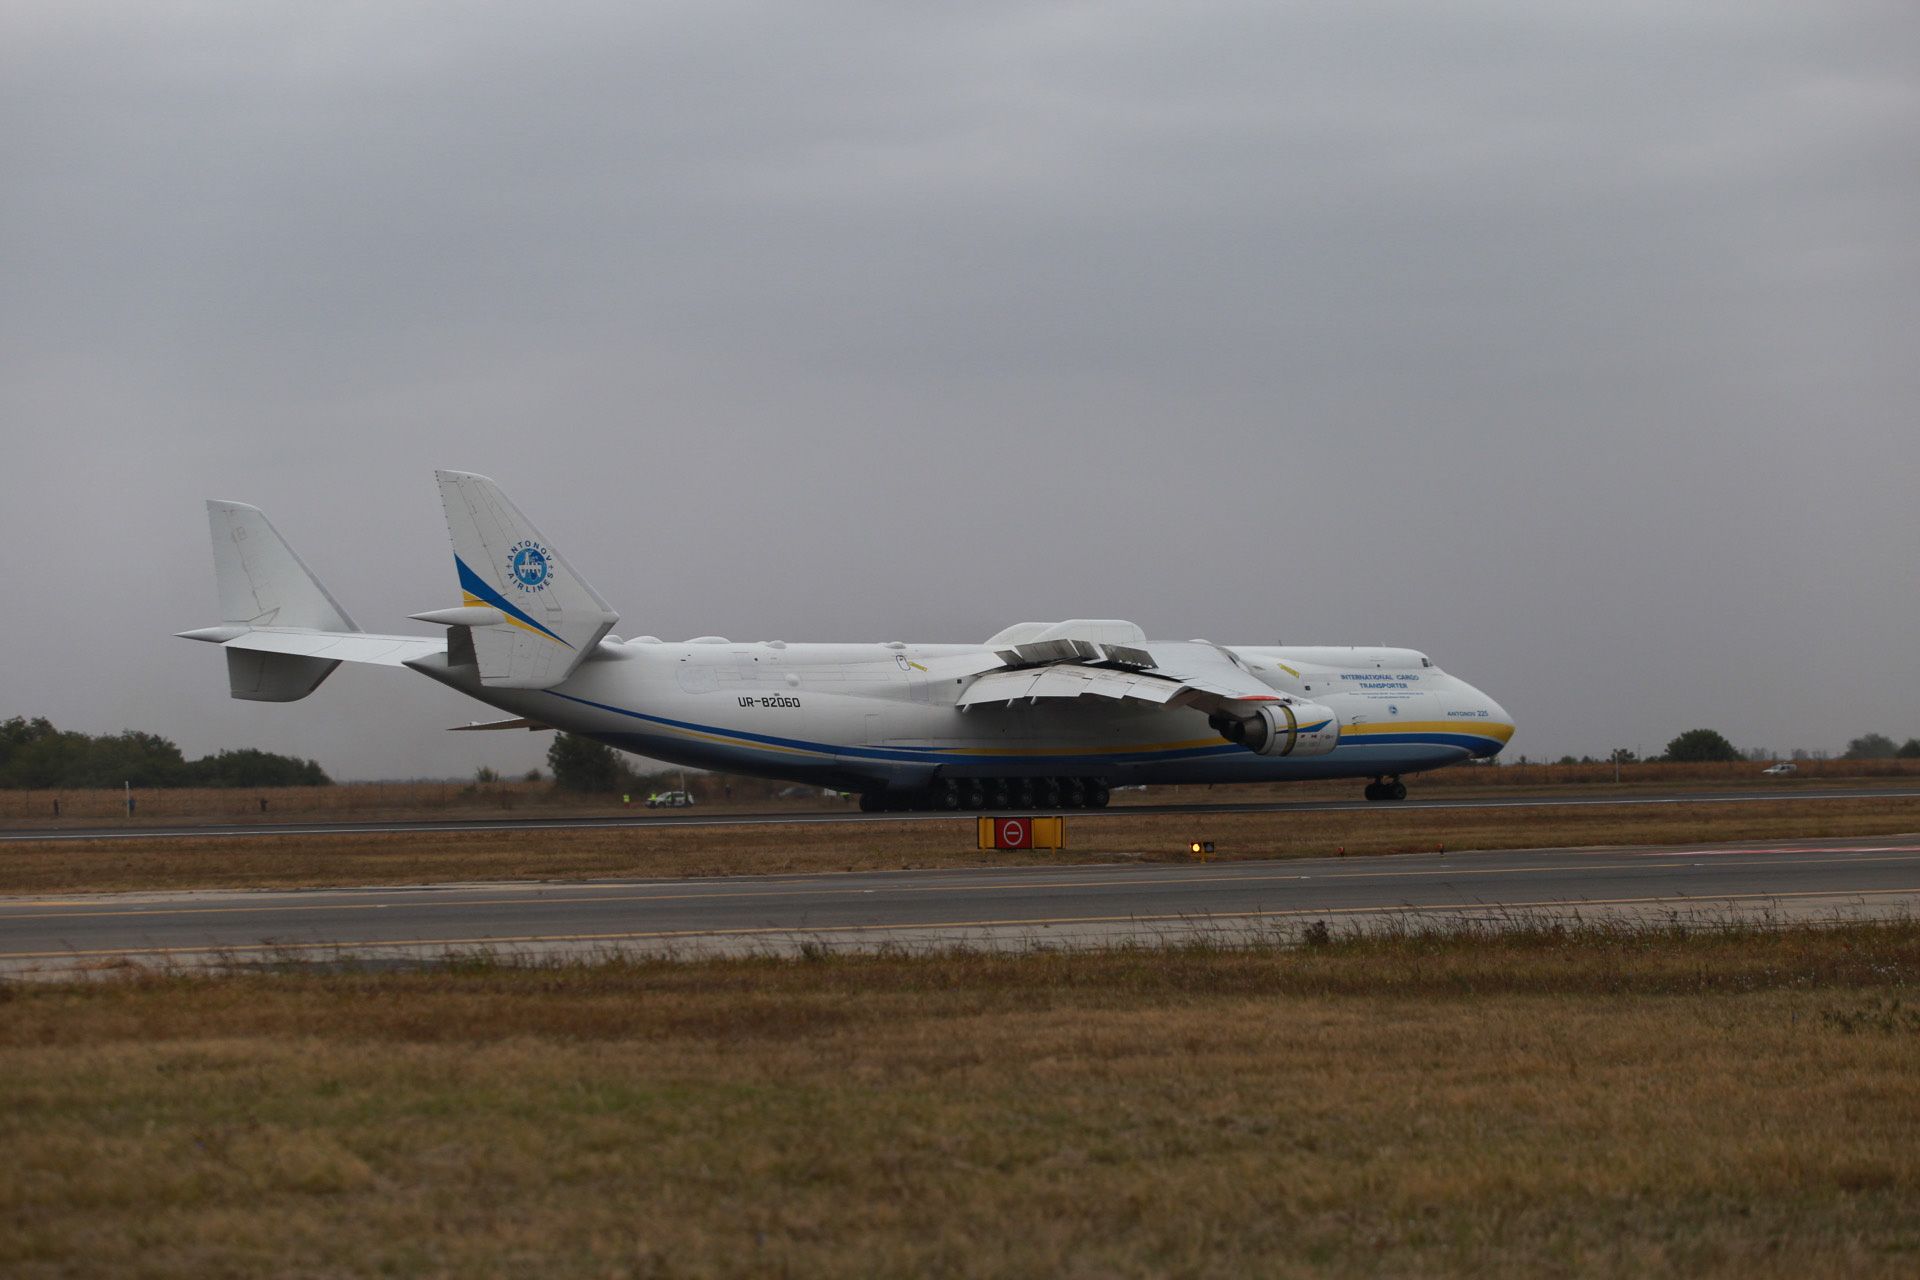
(3, 1, 1916, 779)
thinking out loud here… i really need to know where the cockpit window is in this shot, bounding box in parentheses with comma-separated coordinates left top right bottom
(1421, 658, 1432, 667)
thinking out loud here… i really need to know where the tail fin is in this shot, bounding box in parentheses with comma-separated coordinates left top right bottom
(433, 471, 619, 689)
(201, 500, 360, 701)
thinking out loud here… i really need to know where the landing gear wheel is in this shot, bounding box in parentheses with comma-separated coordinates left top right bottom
(964, 781, 986, 811)
(990, 779, 1011, 809)
(1040, 778, 1062, 810)
(1388, 780, 1408, 802)
(1064, 779, 1086, 809)
(1086, 781, 1111, 810)
(934, 780, 961, 810)
(1363, 781, 1384, 802)
(1015, 778, 1035, 808)
(859, 792, 883, 813)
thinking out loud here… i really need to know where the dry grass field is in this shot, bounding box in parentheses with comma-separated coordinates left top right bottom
(4, 794, 1919, 896)
(5, 758, 1918, 828)
(4, 922, 1919, 1278)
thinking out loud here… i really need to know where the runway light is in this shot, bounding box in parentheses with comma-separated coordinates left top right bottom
(1188, 840, 1215, 857)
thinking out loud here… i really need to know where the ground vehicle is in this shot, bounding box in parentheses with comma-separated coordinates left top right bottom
(1761, 762, 1797, 776)
(645, 789, 696, 808)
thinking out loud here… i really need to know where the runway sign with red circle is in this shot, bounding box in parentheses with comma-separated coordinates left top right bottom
(978, 816, 1065, 851)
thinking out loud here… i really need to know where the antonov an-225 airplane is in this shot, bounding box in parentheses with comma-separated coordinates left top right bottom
(180, 472, 1513, 811)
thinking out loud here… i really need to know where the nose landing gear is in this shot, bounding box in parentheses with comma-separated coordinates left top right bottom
(1364, 776, 1407, 802)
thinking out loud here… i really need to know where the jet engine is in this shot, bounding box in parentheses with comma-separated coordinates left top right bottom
(1209, 701, 1339, 757)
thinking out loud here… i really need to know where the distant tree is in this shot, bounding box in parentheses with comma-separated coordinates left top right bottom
(1844, 733, 1898, 760)
(474, 765, 499, 785)
(181, 748, 330, 787)
(98, 730, 190, 787)
(1897, 739, 1920, 760)
(1662, 729, 1742, 763)
(0, 715, 57, 765)
(1609, 748, 1637, 765)
(524, 768, 543, 783)
(0, 716, 75, 787)
(3, 718, 329, 789)
(0, 724, 186, 788)
(546, 733, 622, 793)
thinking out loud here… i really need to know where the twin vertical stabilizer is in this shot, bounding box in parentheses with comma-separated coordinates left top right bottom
(186, 472, 619, 699)
(199, 501, 362, 700)
(432, 470, 619, 689)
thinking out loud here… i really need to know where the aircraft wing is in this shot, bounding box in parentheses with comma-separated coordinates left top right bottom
(915, 651, 1011, 681)
(956, 641, 1288, 714)
(957, 665, 1187, 708)
(179, 625, 445, 668)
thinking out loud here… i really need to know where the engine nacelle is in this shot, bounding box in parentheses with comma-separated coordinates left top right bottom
(1209, 700, 1339, 757)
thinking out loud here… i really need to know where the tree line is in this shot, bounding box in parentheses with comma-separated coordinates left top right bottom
(1839, 733, 1920, 760)
(0, 717, 331, 789)
(542, 734, 791, 801)
(546, 733, 660, 794)
(1588, 729, 1920, 766)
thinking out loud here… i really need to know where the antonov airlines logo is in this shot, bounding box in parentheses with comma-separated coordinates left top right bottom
(508, 540, 552, 593)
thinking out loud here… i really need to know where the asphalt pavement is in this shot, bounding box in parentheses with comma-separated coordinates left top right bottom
(4, 833, 1917, 976)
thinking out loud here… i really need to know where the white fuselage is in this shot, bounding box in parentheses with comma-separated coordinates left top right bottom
(412, 638, 1514, 793)
(185, 475, 1515, 804)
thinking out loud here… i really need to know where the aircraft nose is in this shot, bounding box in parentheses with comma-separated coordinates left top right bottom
(1472, 691, 1514, 758)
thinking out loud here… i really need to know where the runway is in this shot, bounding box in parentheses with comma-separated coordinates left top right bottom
(5, 785, 1917, 842)
(4, 833, 1917, 976)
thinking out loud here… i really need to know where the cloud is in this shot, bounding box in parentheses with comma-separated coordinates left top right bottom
(2, 0, 1915, 774)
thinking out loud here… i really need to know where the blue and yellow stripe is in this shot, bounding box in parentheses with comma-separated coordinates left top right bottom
(547, 692, 1244, 765)
(545, 692, 1485, 767)
(1337, 720, 1514, 754)
(456, 556, 571, 647)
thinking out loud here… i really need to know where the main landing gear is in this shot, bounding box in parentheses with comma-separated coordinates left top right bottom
(1364, 776, 1408, 803)
(859, 777, 1112, 813)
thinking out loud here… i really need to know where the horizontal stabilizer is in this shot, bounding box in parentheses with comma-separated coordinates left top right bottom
(449, 717, 553, 732)
(411, 606, 506, 628)
(178, 627, 445, 668)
